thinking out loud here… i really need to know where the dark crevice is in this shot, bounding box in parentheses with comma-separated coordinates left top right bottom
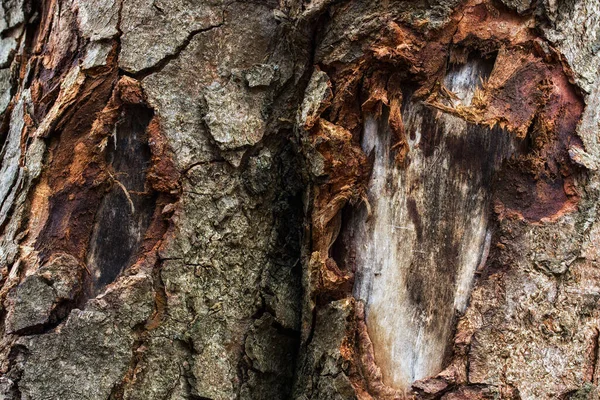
(119, 16, 225, 80)
(114, 0, 125, 67)
(271, 317, 302, 340)
(295, 0, 334, 342)
(152, 2, 165, 15)
(236, 130, 304, 397)
(9, 296, 81, 337)
(85, 105, 156, 295)
(182, 159, 227, 176)
(148, 260, 168, 327)
(251, 294, 267, 320)
(0, 169, 21, 230)
(303, 305, 318, 347)
(5, 344, 28, 400)
(109, 321, 151, 400)
(0, 23, 25, 68)
(591, 328, 600, 384)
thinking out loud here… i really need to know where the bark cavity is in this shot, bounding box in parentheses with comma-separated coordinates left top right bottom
(302, 2, 585, 394)
(335, 56, 519, 388)
(33, 76, 179, 301)
(86, 104, 156, 293)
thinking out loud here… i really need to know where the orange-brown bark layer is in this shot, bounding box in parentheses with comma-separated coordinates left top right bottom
(306, 0, 587, 397)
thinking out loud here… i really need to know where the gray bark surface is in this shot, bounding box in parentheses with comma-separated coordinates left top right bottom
(0, 0, 598, 399)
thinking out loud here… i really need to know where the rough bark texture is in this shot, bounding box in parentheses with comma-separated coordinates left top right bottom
(0, 0, 599, 399)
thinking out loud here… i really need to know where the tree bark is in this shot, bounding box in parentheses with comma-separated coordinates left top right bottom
(0, 0, 599, 399)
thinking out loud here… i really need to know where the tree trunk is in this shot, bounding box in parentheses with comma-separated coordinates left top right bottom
(0, 0, 599, 399)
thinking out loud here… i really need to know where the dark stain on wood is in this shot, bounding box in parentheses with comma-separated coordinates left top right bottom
(87, 105, 156, 292)
(406, 197, 423, 242)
